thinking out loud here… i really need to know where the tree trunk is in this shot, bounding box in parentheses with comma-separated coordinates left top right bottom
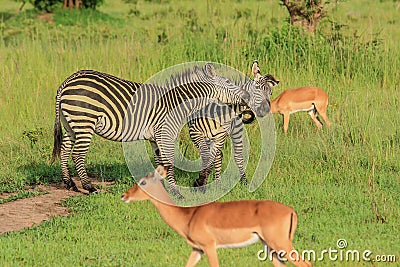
(281, 0, 327, 33)
(63, 0, 83, 9)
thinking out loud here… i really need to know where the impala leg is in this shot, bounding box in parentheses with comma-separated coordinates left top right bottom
(317, 108, 331, 127)
(308, 110, 323, 129)
(282, 112, 290, 133)
(260, 239, 311, 267)
(275, 243, 312, 267)
(203, 245, 219, 267)
(60, 133, 78, 191)
(271, 254, 287, 267)
(185, 248, 204, 267)
(259, 240, 286, 267)
(319, 112, 331, 127)
(314, 100, 331, 127)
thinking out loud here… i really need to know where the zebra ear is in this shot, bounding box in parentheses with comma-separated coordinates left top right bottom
(204, 63, 216, 78)
(252, 60, 262, 81)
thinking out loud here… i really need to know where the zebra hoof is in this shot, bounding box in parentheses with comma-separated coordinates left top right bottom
(171, 189, 184, 200)
(193, 179, 205, 188)
(87, 187, 98, 194)
(65, 182, 79, 192)
(197, 185, 206, 194)
(191, 185, 207, 194)
(241, 178, 248, 185)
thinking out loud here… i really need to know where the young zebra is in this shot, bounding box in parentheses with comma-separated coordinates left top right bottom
(52, 63, 251, 196)
(189, 61, 280, 189)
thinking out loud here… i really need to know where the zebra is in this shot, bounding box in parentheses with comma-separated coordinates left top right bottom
(52, 63, 250, 196)
(188, 61, 280, 189)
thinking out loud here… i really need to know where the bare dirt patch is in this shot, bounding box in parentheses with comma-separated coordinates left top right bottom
(0, 180, 113, 235)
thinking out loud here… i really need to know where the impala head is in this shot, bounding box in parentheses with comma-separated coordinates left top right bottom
(121, 165, 175, 205)
(243, 61, 280, 117)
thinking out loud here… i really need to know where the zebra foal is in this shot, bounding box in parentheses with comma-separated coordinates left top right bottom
(189, 61, 280, 188)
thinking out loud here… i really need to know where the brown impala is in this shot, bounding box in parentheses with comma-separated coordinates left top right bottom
(122, 166, 312, 267)
(271, 86, 331, 133)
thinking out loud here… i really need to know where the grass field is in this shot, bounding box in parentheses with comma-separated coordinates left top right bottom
(0, 0, 399, 266)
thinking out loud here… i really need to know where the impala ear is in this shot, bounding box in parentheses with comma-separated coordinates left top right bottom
(204, 63, 216, 78)
(155, 165, 167, 179)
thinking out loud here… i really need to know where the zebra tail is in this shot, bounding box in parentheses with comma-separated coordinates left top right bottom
(52, 87, 63, 161)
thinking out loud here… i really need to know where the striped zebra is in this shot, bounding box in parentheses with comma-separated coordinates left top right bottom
(188, 61, 280, 189)
(52, 63, 250, 196)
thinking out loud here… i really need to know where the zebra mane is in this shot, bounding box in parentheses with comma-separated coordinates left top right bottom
(257, 74, 279, 87)
(155, 63, 249, 91)
(158, 63, 213, 90)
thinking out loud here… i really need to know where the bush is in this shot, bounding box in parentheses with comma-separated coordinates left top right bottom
(15, 0, 104, 13)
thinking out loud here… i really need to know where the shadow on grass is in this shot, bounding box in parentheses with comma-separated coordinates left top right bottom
(19, 159, 208, 191)
(19, 161, 133, 186)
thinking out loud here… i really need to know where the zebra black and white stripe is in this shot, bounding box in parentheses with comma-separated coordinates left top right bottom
(52, 63, 250, 197)
(188, 62, 280, 188)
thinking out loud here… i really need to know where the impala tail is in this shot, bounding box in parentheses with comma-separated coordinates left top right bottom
(289, 211, 298, 241)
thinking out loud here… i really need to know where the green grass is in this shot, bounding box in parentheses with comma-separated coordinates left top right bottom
(0, 0, 399, 266)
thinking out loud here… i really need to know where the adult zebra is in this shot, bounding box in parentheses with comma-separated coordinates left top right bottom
(188, 61, 280, 189)
(52, 63, 250, 196)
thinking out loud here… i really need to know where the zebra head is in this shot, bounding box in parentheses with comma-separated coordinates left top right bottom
(242, 60, 279, 118)
(242, 73, 279, 118)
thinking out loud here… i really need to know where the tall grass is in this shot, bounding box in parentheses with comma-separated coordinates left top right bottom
(0, 0, 399, 265)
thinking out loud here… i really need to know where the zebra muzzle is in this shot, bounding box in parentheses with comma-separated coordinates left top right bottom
(256, 100, 270, 117)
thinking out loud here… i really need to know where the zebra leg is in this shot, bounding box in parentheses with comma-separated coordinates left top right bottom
(193, 138, 213, 188)
(230, 122, 247, 184)
(155, 134, 183, 199)
(60, 133, 79, 192)
(71, 131, 97, 194)
(189, 126, 213, 189)
(150, 141, 161, 165)
(207, 132, 227, 183)
(213, 149, 223, 182)
(164, 163, 184, 199)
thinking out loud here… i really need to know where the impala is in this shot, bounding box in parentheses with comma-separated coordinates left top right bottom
(270, 86, 331, 133)
(121, 166, 312, 267)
